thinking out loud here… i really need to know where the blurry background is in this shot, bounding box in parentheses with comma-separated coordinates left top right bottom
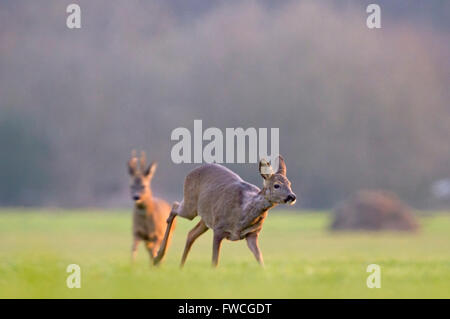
(1, 0, 449, 209)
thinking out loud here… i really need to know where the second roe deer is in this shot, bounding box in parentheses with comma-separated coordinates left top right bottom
(128, 150, 175, 263)
(153, 155, 296, 267)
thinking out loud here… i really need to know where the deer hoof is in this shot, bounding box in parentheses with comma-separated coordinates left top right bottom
(153, 255, 162, 266)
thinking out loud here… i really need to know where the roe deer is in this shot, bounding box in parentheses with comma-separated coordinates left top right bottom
(154, 155, 296, 267)
(128, 150, 175, 263)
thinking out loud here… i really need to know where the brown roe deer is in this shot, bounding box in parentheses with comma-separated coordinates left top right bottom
(154, 155, 296, 267)
(128, 151, 175, 263)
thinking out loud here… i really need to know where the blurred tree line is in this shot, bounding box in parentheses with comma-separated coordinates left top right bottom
(0, 1, 449, 208)
(0, 110, 53, 205)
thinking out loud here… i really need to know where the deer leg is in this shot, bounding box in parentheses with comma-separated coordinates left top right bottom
(131, 238, 140, 262)
(212, 231, 225, 268)
(153, 202, 179, 265)
(180, 220, 209, 268)
(146, 240, 158, 261)
(246, 233, 264, 267)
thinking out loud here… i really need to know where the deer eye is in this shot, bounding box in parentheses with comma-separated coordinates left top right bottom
(274, 184, 280, 189)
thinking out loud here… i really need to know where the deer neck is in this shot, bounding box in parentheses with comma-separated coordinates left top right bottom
(240, 191, 275, 229)
(135, 190, 155, 213)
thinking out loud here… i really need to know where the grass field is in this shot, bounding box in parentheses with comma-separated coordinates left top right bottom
(0, 209, 449, 299)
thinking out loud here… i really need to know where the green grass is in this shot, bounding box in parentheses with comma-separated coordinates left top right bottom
(0, 209, 449, 298)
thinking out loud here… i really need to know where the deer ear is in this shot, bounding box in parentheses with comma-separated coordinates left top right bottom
(139, 151, 147, 173)
(276, 155, 286, 176)
(128, 150, 138, 176)
(259, 158, 273, 180)
(144, 161, 157, 178)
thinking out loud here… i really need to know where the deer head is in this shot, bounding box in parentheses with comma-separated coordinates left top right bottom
(127, 150, 157, 206)
(259, 155, 296, 205)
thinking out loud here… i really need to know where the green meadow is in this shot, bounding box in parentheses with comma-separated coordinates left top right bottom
(0, 209, 449, 299)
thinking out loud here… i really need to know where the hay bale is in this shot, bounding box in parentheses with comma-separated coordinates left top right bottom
(330, 190, 419, 231)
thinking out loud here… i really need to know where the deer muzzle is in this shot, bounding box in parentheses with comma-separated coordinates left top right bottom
(285, 194, 297, 205)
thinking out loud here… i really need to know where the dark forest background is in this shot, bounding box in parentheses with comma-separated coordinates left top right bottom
(1, 0, 449, 209)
